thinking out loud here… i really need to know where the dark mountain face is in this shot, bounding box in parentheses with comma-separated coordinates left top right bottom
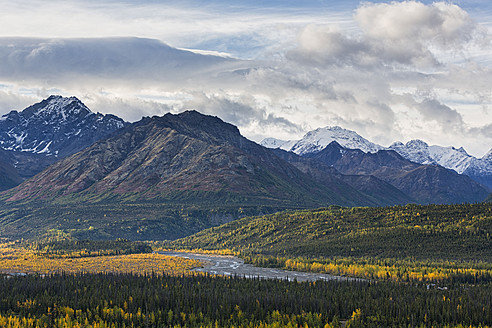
(0, 148, 22, 191)
(305, 142, 490, 204)
(0, 95, 128, 180)
(4, 111, 379, 207)
(271, 148, 413, 206)
(463, 169, 492, 192)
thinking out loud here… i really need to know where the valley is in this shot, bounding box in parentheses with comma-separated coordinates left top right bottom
(0, 96, 490, 241)
(0, 96, 491, 327)
(161, 251, 354, 282)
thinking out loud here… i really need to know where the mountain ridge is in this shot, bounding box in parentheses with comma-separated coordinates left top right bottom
(0, 99, 488, 240)
(0, 95, 127, 158)
(304, 141, 489, 204)
(261, 126, 492, 190)
(0, 95, 128, 182)
(3, 111, 379, 208)
(0, 110, 400, 240)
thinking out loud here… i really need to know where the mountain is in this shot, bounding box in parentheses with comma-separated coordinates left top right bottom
(0, 148, 22, 191)
(0, 95, 128, 180)
(270, 148, 413, 206)
(388, 140, 492, 190)
(261, 127, 492, 190)
(259, 137, 296, 150)
(0, 111, 400, 240)
(4, 111, 378, 207)
(305, 141, 490, 204)
(261, 126, 383, 155)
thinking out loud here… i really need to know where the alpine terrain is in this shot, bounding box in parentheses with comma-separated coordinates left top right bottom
(0, 109, 401, 240)
(0, 97, 488, 240)
(0, 95, 128, 180)
(261, 126, 492, 191)
(304, 141, 489, 204)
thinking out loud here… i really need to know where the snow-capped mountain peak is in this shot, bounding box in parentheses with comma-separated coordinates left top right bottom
(406, 139, 429, 149)
(484, 149, 492, 161)
(21, 95, 95, 126)
(388, 140, 435, 165)
(259, 137, 296, 150)
(289, 126, 383, 155)
(0, 95, 127, 158)
(384, 139, 491, 189)
(261, 125, 492, 190)
(387, 139, 478, 174)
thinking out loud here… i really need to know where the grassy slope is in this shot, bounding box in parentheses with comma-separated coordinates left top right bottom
(0, 200, 303, 241)
(172, 203, 492, 262)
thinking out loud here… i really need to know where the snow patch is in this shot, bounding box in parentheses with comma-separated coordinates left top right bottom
(260, 138, 296, 151)
(37, 140, 52, 154)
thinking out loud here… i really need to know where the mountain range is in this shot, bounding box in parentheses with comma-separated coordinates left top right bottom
(0, 95, 127, 186)
(304, 141, 488, 204)
(4, 110, 374, 207)
(0, 96, 489, 240)
(261, 126, 492, 190)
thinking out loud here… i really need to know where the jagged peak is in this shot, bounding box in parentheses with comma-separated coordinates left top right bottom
(483, 149, 492, 161)
(455, 146, 469, 156)
(142, 110, 243, 146)
(389, 141, 405, 147)
(405, 139, 429, 148)
(306, 125, 347, 136)
(23, 95, 92, 119)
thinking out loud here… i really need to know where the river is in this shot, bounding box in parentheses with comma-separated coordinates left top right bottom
(161, 251, 354, 282)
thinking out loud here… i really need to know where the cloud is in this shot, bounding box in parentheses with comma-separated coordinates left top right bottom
(0, 37, 243, 87)
(0, 0, 355, 60)
(0, 2, 490, 157)
(288, 25, 371, 66)
(408, 97, 465, 131)
(290, 1, 480, 68)
(0, 90, 38, 114)
(355, 2, 475, 45)
(173, 91, 303, 141)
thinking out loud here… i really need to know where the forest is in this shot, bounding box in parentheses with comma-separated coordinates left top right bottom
(0, 203, 491, 327)
(0, 242, 199, 276)
(169, 203, 492, 283)
(0, 272, 491, 328)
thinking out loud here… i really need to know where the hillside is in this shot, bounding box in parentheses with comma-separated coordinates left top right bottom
(0, 111, 392, 241)
(305, 141, 489, 204)
(270, 148, 413, 205)
(0, 95, 127, 181)
(172, 203, 492, 262)
(3, 111, 374, 207)
(0, 149, 22, 191)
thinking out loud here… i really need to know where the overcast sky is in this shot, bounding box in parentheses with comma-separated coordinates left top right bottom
(0, 0, 491, 157)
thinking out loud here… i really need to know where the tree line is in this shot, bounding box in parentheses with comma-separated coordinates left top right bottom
(0, 272, 491, 327)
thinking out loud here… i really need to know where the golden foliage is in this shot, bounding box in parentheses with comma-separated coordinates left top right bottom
(0, 245, 201, 276)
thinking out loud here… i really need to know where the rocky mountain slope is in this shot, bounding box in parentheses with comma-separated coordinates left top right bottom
(0, 111, 401, 240)
(0, 148, 22, 191)
(261, 126, 492, 190)
(270, 148, 413, 206)
(388, 140, 492, 190)
(305, 141, 489, 204)
(3, 111, 383, 208)
(0, 95, 127, 180)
